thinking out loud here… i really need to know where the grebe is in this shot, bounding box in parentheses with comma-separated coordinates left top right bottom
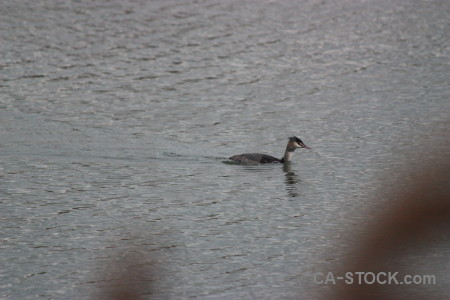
(229, 136, 310, 165)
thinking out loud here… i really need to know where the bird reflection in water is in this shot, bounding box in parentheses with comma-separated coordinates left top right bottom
(283, 162, 302, 198)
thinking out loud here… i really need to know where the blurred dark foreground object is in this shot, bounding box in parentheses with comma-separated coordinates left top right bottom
(332, 148, 450, 299)
(96, 249, 158, 300)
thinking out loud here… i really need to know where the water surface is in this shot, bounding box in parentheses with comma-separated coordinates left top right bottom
(1, 0, 449, 299)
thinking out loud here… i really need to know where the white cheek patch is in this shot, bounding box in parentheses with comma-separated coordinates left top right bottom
(293, 142, 301, 148)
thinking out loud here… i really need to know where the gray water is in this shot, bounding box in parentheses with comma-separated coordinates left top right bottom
(1, 0, 449, 299)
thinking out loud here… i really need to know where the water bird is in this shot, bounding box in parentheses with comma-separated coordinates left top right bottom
(229, 136, 310, 165)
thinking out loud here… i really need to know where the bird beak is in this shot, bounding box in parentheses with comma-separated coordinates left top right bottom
(300, 143, 311, 149)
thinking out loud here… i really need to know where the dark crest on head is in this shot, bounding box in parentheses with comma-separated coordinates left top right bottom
(289, 136, 303, 144)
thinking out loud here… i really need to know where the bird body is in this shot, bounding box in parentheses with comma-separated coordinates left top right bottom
(229, 153, 281, 165)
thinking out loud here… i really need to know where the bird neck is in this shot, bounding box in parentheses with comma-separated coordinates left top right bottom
(280, 142, 296, 163)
